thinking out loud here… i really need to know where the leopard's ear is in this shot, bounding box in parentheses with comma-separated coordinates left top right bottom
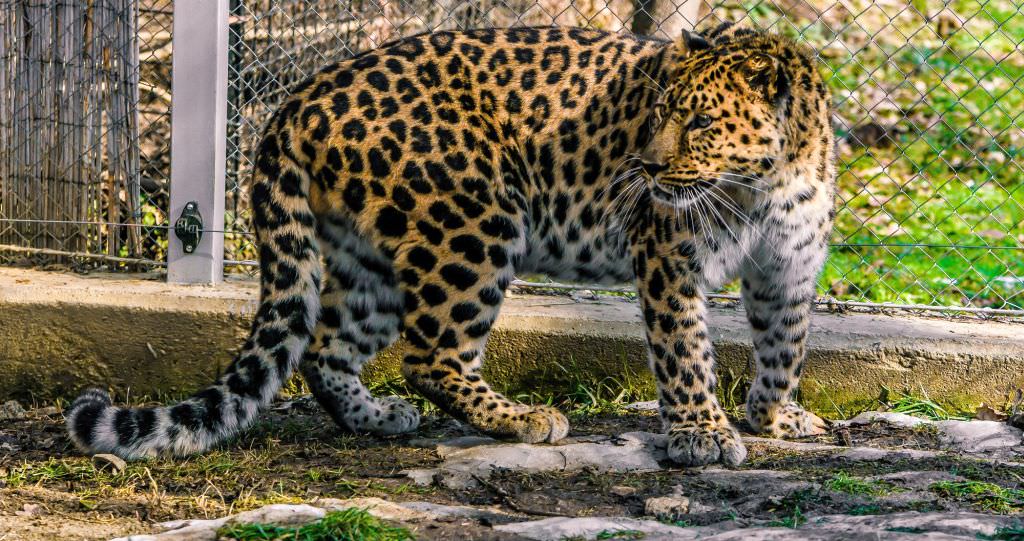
(741, 52, 790, 109)
(675, 29, 710, 58)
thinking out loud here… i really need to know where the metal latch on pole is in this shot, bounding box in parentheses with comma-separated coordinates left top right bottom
(174, 201, 203, 254)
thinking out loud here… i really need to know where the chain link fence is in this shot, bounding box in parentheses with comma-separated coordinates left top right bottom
(1, 0, 1021, 316)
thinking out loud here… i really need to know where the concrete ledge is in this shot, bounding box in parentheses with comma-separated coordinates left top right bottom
(1, 268, 1022, 411)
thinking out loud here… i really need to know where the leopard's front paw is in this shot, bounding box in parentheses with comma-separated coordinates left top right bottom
(514, 405, 570, 444)
(474, 403, 570, 444)
(667, 422, 747, 467)
(747, 401, 828, 438)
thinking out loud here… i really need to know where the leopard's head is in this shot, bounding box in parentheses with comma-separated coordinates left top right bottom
(641, 27, 792, 207)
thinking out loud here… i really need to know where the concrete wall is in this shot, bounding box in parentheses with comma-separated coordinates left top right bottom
(1, 268, 1021, 413)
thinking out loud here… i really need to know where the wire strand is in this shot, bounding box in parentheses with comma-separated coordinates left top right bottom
(0, 218, 255, 236)
(3, 219, 1020, 251)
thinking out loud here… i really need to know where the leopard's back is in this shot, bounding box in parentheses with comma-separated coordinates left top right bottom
(274, 27, 673, 284)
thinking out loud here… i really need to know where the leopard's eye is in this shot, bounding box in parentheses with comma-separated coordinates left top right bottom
(690, 114, 713, 130)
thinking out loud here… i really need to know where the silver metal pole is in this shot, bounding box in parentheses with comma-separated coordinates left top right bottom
(167, 0, 229, 284)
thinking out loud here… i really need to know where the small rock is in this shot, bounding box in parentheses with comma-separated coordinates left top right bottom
(402, 468, 438, 487)
(321, 498, 435, 522)
(837, 411, 932, 429)
(14, 503, 44, 517)
(494, 516, 696, 540)
(645, 495, 691, 518)
(403, 431, 666, 487)
(840, 447, 938, 461)
(625, 400, 659, 412)
(935, 419, 1023, 455)
(435, 436, 500, 457)
(610, 485, 637, 497)
(37, 437, 56, 450)
(0, 400, 26, 420)
(92, 453, 127, 474)
(407, 437, 443, 448)
(32, 406, 61, 417)
(570, 289, 597, 301)
(0, 435, 21, 453)
(321, 497, 513, 522)
(436, 471, 479, 490)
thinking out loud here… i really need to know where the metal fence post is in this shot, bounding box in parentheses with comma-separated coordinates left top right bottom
(167, 0, 229, 284)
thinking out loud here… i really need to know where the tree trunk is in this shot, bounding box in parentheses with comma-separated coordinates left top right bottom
(632, 0, 705, 39)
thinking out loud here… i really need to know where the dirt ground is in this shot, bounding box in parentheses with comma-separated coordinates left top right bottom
(1, 397, 1022, 540)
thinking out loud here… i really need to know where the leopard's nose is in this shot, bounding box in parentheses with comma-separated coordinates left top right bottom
(641, 161, 669, 176)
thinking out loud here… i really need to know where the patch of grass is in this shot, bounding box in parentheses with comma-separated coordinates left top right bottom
(847, 504, 882, 515)
(4, 431, 433, 520)
(217, 508, 413, 541)
(510, 356, 655, 418)
(362, 359, 653, 420)
(767, 505, 807, 529)
(882, 387, 969, 421)
(306, 467, 325, 483)
(367, 377, 439, 416)
(5, 458, 97, 487)
(825, 472, 900, 497)
(717, 368, 750, 418)
(930, 481, 1024, 514)
(282, 374, 312, 397)
(766, 489, 814, 528)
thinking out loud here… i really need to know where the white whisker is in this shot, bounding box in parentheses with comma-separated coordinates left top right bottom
(599, 160, 644, 201)
(635, 67, 665, 94)
(714, 175, 769, 193)
(690, 193, 713, 254)
(718, 171, 770, 183)
(602, 169, 642, 207)
(620, 180, 648, 228)
(702, 191, 764, 273)
(604, 176, 646, 226)
(705, 186, 756, 227)
(704, 189, 767, 263)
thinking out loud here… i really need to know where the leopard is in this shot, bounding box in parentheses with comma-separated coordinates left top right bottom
(66, 21, 836, 467)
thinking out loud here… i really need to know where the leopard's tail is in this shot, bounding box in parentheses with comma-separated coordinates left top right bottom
(66, 135, 321, 459)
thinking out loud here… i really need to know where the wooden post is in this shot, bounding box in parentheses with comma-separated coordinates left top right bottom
(167, 0, 229, 284)
(633, 0, 705, 38)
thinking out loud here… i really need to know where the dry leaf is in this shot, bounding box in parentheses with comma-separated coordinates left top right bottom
(974, 403, 1008, 422)
(92, 453, 127, 474)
